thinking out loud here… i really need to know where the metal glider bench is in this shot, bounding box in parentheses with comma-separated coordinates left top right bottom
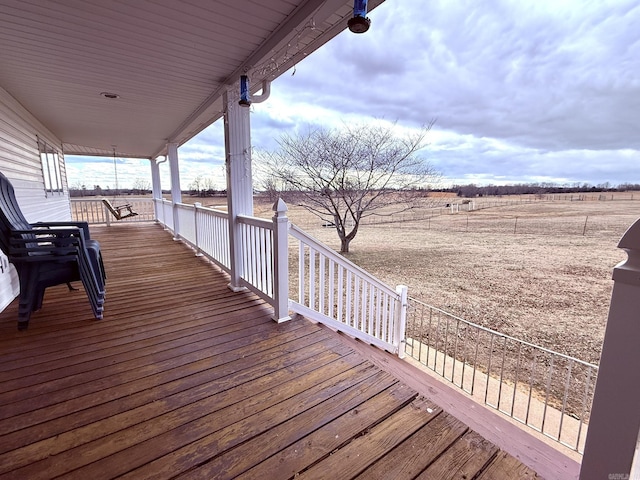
(102, 199, 138, 220)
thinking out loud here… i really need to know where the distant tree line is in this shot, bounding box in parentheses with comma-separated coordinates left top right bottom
(69, 178, 151, 197)
(439, 182, 640, 198)
(187, 175, 226, 197)
(69, 175, 229, 198)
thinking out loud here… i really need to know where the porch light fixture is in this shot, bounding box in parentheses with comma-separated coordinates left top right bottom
(348, 0, 371, 34)
(239, 75, 251, 106)
(100, 92, 120, 99)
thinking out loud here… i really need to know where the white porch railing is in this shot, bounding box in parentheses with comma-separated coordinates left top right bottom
(157, 199, 174, 231)
(171, 202, 231, 272)
(151, 198, 407, 353)
(195, 205, 231, 271)
(71, 198, 155, 224)
(237, 214, 275, 300)
(288, 223, 408, 356)
(154, 199, 289, 321)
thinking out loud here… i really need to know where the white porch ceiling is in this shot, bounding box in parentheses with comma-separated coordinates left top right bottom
(0, 0, 383, 159)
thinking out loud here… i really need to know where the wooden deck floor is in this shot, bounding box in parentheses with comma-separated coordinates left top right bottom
(0, 223, 540, 479)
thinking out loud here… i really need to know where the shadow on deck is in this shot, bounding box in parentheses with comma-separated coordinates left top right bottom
(0, 223, 539, 479)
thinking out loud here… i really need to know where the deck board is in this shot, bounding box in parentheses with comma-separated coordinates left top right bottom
(236, 381, 418, 480)
(352, 412, 469, 480)
(0, 223, 539, 479)
(193, 371, 402, 479)
(297, 396, 442, 480)
(477, 451, 541, 479)
(416, 430, 498, 479)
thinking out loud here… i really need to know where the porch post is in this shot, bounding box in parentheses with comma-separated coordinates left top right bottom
(167, 142, 182, 240)
(580, 218, 640, 479)
(150, 157, 163, 222)
(272, 198, 291, 322)
(224, 87, 253, 292)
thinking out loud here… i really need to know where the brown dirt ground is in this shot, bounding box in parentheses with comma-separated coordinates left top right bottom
(254, 193, 640, 365)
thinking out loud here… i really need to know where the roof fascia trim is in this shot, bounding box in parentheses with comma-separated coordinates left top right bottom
(151, 0, 330, 159)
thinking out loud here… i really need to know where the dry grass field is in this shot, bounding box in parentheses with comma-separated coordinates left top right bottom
(254, 193, 640, 365)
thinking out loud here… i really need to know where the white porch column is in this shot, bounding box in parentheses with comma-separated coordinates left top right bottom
(167, 142, 182, 239)
(224, 88, 253, 291)
(580, 218, 640, 479)
(150, 156, 164, 222)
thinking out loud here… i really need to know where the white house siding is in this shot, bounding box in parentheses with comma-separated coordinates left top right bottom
(0, 85, 72, 313)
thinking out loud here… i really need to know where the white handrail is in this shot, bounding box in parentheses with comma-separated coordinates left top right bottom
(237, 214, 271, 229)
(289, 223, 406, 355)
(289, 224, 398, 298)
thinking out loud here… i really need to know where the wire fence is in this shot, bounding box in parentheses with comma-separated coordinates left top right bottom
(298, 212, 638, 238)
(288, 194, 639, 237)
(404, 297, 598, 454)
(400, 213, 639, 237)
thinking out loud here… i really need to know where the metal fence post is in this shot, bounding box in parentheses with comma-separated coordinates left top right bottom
(272, 198, 291, 323)
(396, 284, 408, 358)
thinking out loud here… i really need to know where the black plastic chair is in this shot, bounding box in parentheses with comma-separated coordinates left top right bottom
(0, 172, 106, 330)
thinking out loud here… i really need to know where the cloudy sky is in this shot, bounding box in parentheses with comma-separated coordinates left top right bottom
(67, 0, 640, 190)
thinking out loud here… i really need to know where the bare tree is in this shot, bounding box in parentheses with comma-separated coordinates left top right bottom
(69, 181, 87, 197)
(188, 175, 204, 195)
(258, 176, 282, 203)
(132, 177, 151, 195)
(202, 177, 217, 196)
(257, 122, 439, 253)
(189, 175, 219, 196)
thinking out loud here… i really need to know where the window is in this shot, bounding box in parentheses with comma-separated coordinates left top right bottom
(38, 138, 64, 195)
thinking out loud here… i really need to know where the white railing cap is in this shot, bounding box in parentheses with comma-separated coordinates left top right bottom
(618, 217, 640, 251)
(272, 198, 288, 213)
(614, 217, 640, 286)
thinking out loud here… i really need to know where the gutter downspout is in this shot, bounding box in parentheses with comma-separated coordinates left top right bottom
(251, 80, 271, 104)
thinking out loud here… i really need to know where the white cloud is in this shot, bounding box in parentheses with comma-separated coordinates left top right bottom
(248, 0, 640, 186)
(67, 0, 640, 190)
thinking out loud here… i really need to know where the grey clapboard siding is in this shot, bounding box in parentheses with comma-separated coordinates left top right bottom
(0, 85, 72, 313)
